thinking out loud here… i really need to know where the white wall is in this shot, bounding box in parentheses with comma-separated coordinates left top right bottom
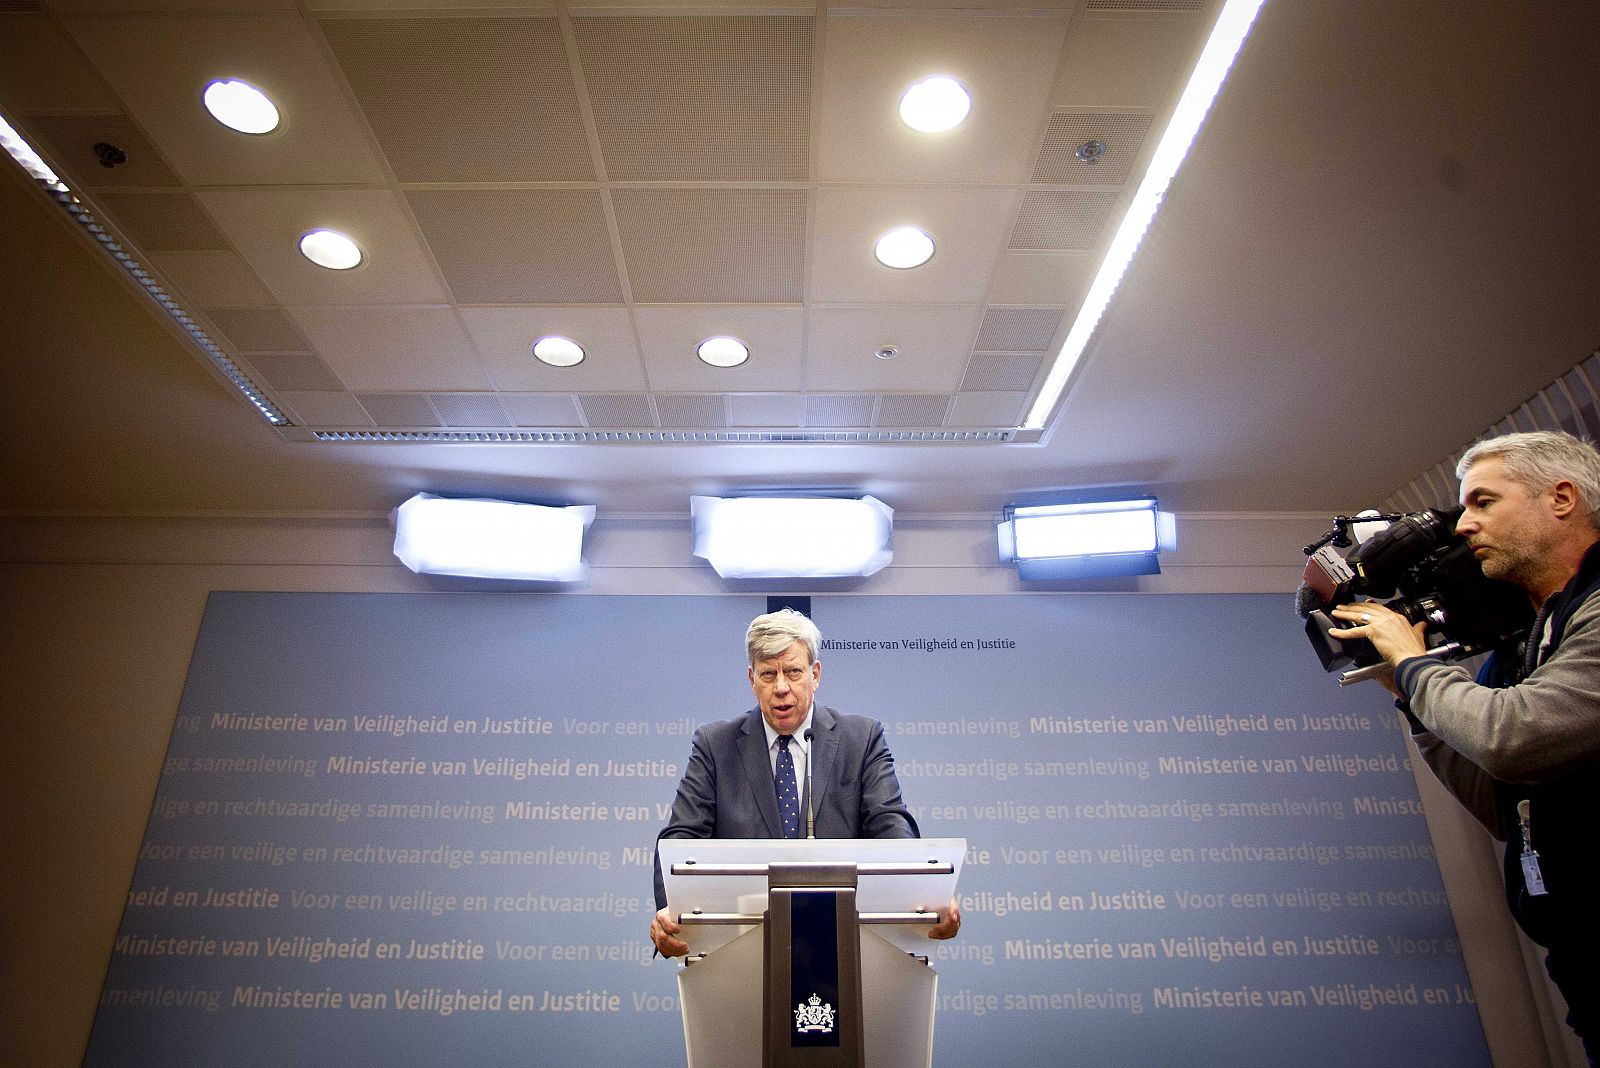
(0, 512, 1571, 1066)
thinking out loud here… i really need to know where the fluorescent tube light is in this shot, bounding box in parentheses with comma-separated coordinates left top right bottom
(392, 493, 594, 582)
(691, 495, 893, 579)
(0, 113, 62, 186)
(1023, 0, 1268, 429)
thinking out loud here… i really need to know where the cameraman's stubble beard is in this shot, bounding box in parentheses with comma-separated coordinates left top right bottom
(1475, 523, 1560, 601)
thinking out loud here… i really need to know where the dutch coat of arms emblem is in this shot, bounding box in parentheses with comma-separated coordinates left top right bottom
(794, 993, 836, 1034)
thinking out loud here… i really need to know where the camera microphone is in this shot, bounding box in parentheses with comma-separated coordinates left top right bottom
(1294, 582, 1324, 620)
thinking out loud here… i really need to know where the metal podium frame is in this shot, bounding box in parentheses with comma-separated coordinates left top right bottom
(659, 838, 965, 1068)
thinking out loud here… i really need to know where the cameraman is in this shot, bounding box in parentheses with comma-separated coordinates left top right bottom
(1330, 430, 1600, 1061)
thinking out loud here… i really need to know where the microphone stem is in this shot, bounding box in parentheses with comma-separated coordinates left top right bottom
(804, 727, 815, 839)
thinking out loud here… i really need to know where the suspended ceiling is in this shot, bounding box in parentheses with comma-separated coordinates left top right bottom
(0, 0, 1596, 515)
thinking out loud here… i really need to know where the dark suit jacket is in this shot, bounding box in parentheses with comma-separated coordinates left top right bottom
(653, 705, 919, 909)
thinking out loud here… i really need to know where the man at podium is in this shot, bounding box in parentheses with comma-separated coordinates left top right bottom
(649, 608, 960, 956)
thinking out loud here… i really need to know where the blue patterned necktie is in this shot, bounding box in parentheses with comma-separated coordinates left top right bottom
(775, 734, 801, 839)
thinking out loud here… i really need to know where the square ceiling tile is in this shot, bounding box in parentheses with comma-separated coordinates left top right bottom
(987, 250, 1093, 305)
(307, 0, 552, 9)
(289, 305, 488, 391)
(805, 394, 875, 427)
(151, 251, 278, 308)
(22, 114, 182, 188)
(204, 308, 311, 352)
(948, 390, 1025, 426)
(1051, 11, 1201, 110)
(810, 186, 1018, 303)
(428, 393, 511, 427)
(960, 352, 1045, 392)
(876, 393, 951, 427)
(612, 189, 807, 303)
(244, 352, 345, 392)
(817, 15, 1066, 184)
(569, 0, 807, 7)
(656, 394, 728, 428)
(407, 189, 622, 304)
(50, 1, 298, 10)
(1032, 111, 1154, 185)
(63, 14, 388, 185)
(974, 307, 1064, 351)
(459, 307, 645, 392)
(729, 394, 803, 427)
(1009, 190, 1119, 251)
(578, 393, 655, 427)
(322, 17, 592, 182)
(573, 15, 812, 180)
(197, 189, 451, 305)
(356, 393, 443, 427)
(0, 14, 119, 112)
(807, 304, 980, 391)
(830, 0, 1075, 8)
(95, 190, 228, 251)
(632, 306, 804, 392)
(501, 394, 583, 427)
(278, 390, 371, 427)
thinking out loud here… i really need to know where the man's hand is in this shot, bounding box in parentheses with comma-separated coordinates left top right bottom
(926, 897, 961, 940)
(649, 906, 689, 958)
(1329, 601, 1430, 670)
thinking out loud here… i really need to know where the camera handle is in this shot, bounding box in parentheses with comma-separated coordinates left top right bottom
(1336, 643, 1462, 686)
(1304, 513, 1406, 556)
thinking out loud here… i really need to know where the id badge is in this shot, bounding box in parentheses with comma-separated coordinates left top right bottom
(1516, 799, 1548, 897)
(1521, 849, 1549, 897)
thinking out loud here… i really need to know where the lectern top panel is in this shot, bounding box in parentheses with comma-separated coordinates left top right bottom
(660, 838, 964, 956)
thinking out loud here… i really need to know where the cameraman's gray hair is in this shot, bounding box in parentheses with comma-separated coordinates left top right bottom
(746, 609, 822, 666)
(1457, 430, 1600, 526)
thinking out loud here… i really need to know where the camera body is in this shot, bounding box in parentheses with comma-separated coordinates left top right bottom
(1300, 508, 1532, 673)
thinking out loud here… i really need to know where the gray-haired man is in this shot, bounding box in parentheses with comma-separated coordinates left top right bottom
(1330, 430, 1600, 1059)
(648, 608, 960, 956)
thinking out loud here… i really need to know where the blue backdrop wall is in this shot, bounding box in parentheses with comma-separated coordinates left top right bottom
(87, 592, 1488, 1066)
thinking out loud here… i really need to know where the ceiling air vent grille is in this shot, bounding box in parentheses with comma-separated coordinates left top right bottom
(310, 428, 1021, 444)
(1085, 0, 1208, 11)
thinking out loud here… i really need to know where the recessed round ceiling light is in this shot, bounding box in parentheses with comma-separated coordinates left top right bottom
(532, 335, 585, 367)
(298, 229, 362, 270)
(203, 78, 280, 135)
(696, 336, 750, 368)
(898, 76, 971, 134)
(874, 226, 935, 270)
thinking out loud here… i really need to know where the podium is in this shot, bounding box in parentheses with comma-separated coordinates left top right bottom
(658, 838, 965, 1068)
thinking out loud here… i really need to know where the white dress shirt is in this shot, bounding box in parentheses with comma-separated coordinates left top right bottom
(761, 707, 813, 819)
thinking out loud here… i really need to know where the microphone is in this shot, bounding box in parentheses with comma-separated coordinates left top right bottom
(1294, 582, 1324, 620)
(804, 727, 815, 839)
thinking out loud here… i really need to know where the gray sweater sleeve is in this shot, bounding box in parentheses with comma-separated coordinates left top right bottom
(1397, 597, 1600, 792)
(1408, 728, 1506, 839)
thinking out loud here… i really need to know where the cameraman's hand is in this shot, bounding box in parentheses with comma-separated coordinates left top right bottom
(1328, 602, 1429, 669)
